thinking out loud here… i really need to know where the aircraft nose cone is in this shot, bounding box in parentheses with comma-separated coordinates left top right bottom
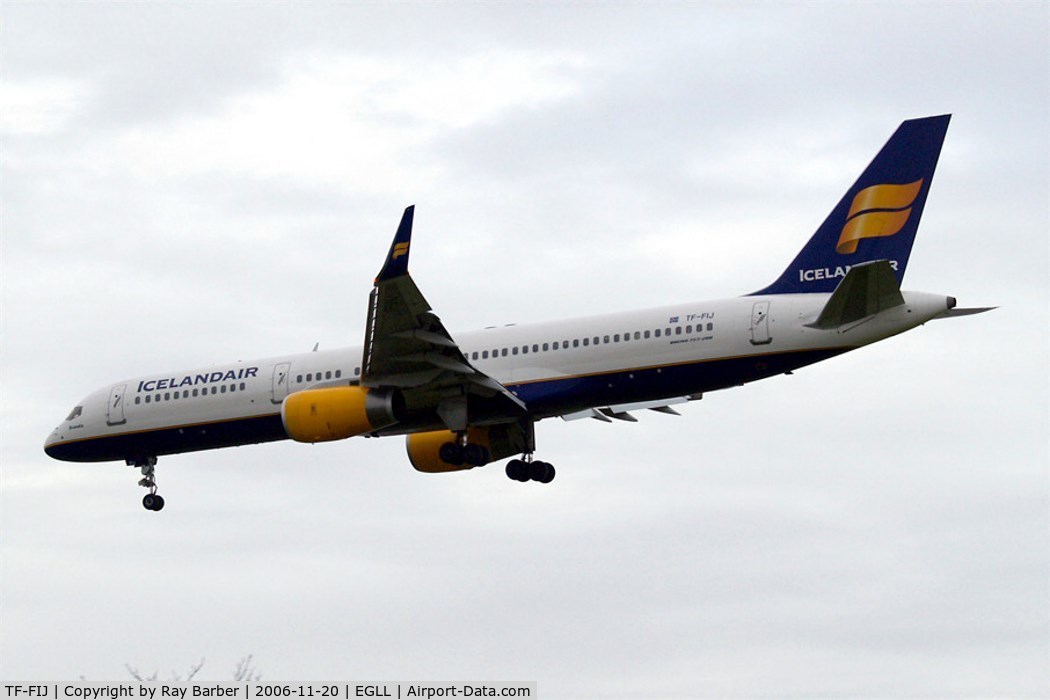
(44, 429, 65, 460)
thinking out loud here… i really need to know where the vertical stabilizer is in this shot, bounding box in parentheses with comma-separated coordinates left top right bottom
(752, 115, 950, 295)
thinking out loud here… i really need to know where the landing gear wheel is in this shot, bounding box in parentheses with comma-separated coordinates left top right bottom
(439, 442, 464, 465)
(529, 460, 555, 483)
(506, 459, 530, 482)
(142, 493, 165, 511)
(463, 443, 490, 467)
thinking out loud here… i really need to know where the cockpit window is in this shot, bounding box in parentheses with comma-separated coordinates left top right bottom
(65, 406, 83, 422)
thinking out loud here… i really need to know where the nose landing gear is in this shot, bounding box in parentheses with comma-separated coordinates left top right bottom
(129, 456, 164, 511)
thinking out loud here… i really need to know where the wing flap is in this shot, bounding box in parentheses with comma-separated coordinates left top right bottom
(560, 396, 692, 422)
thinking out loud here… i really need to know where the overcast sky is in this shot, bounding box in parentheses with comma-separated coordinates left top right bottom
(2, 2, 1047, 696)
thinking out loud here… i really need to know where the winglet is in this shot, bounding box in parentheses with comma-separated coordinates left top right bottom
(376, 206, 415, 283)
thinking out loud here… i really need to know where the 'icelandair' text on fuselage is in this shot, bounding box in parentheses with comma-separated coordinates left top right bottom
(799, 260, 898, 283)
(136, 367, 259, 393)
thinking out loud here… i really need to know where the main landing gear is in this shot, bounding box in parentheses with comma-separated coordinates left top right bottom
(505, 456, 555, 484)
(129, 455, 165, 511)
(437, 431, 555, 483)
(439, 433, 491, 468)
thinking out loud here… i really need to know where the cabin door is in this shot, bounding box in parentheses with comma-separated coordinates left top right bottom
(750, 301, 772, 345)
(106, 384, 127, 425)
(271, 362, 292, 404)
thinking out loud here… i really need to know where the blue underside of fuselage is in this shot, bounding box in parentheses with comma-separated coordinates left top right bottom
(516, 346, 849, 417)
(46, 347, 850, 463)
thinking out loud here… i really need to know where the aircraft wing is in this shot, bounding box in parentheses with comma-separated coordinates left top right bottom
(361, 207, 527, 431)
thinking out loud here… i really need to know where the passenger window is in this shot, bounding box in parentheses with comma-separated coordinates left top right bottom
(573, 339, 580, 348)
(135, 397, 141, 405)
(472, 351, 479, 360)
(614, 334, 620, 342)
(593, 337, 600, 345)
(192, 389, 199, 397)
(501, 348, 508, 357)
(355, 367, 361, 376)
(603, 335, 610, 344)
(513, 347, 519, 355)
(707, 322, 714, 331)
(634, 331, 641, 340)
(687, 325, 693, 333)
(220, 385, 227, 393)
(173, 392, 179, 400)
(675, 327, 682, 335)
(553, 342, 559, 350)
(145, 395, 151, 404)
(665, 328, 671, 336)
(542, 343, 549, 351)
(644, 330, 650, 339)
(211, 387, 217, 395)
(532, 344, 539, 353)
(296, 374, 303, 383)
(521, 346, 527, 354)
(335, 370, 342, 378)
(164, 392, 170, 400)
(583, 338, 589, 346)
(655, 329, 661, 337)
(482, 350, 489, 359)
(239, 383, 245, 391)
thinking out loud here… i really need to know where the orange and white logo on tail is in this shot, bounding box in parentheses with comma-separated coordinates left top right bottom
(836, 179, 923, 254)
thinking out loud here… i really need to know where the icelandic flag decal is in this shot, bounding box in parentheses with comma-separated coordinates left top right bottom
(669, 316, 679, 323)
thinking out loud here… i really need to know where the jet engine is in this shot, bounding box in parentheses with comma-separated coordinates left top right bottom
(281, 386, 401, 443)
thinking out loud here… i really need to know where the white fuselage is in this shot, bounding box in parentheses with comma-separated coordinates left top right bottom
(44, 291, 952, 463)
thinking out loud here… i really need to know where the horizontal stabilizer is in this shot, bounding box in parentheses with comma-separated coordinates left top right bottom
(808, 260, 904, 330)
(935, 306, 997, 319)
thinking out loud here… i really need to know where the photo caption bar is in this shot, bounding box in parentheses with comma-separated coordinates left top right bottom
(2, 685, 536, 700)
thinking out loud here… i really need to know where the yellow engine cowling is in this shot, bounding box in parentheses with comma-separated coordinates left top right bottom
(406, 424, 522, 473)
(281, 386, 400, 443)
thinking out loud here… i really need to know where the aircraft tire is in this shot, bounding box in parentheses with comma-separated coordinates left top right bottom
(142, 493, 165, 511)
(463, 443, 490, 467)
(536, 463, 556, 484)
(506, 459, 529, 482)
(439, 442, 463, 465)
(529, 461, 554, 483)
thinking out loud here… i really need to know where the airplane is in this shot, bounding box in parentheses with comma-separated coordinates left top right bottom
(45, 114, 991, 511)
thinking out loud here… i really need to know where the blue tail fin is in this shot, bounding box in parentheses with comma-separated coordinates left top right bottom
(752, 115, 950, 295)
